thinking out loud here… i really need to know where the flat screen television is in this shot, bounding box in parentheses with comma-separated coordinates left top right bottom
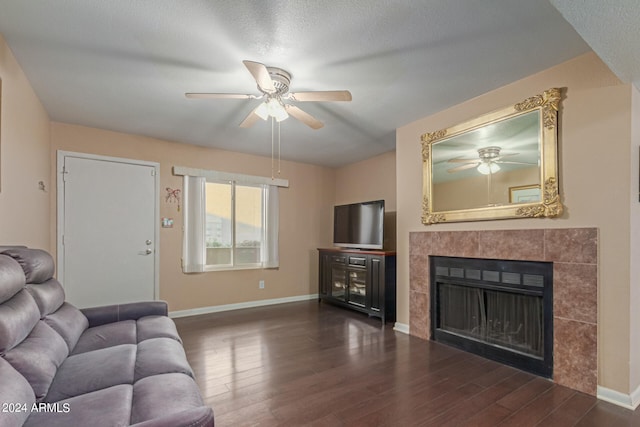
(333, 200, 385, 250)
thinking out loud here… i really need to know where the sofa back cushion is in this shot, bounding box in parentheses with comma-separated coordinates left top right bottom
(7, 248, 89, 354)
(2, 248, 55, 284)
(4, 321, 69, 401)
(0, 289, 40, 355)
(0, 254, 26, 304)
(0, 357, 36, 426)
(26, 278, 66, 317)
(44, 302, 89, 352)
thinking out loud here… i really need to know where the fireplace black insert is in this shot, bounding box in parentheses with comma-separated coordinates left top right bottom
(430, 256, 553, 378)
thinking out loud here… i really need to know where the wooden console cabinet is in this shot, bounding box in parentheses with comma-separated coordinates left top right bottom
(318, 248, 396, 323)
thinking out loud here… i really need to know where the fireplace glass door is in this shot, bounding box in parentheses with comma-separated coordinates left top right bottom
(438, 284, 544, 358)
(431, 256, 552, 378)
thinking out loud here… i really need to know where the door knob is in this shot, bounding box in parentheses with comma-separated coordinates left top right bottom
(145, 248, 152, 255)
(146, 240, 152, 245)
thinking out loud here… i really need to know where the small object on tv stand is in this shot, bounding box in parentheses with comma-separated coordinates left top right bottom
(317, 248, 396, 324)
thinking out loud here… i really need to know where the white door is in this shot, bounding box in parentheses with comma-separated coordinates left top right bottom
(57, 152, 158, 308)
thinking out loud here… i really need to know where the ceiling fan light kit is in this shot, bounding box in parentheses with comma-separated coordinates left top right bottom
(477, 162, 501, 175)
(255, 98, 288, 122)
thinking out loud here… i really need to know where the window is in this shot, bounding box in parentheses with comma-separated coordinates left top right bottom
(178, 168, 286, 273)
(205, 181, 264, 269)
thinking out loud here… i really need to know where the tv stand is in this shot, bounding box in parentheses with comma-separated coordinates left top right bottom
(318, 248, 396, 323)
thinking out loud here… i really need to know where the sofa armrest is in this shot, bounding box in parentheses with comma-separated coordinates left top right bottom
(130, 407, 214, 427)
(81, 301, 169, 327)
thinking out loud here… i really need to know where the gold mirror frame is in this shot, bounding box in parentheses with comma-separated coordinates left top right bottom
(421, 88, 562, 225)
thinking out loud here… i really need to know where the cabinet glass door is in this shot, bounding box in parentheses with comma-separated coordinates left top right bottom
(331, 267, 347, 301)
(347, 269, 367, 307)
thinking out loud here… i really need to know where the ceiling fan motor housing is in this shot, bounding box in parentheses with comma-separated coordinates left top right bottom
(478, 146, 501, 161)
(265, 67, 291, 95)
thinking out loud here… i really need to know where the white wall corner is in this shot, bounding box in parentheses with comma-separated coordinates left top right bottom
(597, 385, 640, 410)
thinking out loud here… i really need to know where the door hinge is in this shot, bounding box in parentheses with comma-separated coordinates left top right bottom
(62, 165, 69, 182)
(151, 169, 156, 176)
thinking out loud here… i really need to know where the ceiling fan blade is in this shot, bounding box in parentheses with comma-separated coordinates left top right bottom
(447, 163, 480, 173)
(494, 153, 519, 160)
(185, 93, 255, 99)
(496, 161, 537, 166)
(239, 104, 265, 128)
(286, 105, 324, 129)
(243, 60, 276, 93)
(288, 90, 352, 102)
(448, 157, 481, 163)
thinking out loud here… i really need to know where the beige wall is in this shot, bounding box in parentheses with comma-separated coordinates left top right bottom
(0, 35, 51, 250)
(397, 52, 635, 395)
(50, 122, 335, 312)
(434, 166, 539, 211)
(334, 150, 396, 211)
(334, 150, 397, 250)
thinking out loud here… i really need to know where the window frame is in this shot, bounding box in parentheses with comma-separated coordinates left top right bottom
(204, 179, 266, 272)
(176, 166, 287, 274)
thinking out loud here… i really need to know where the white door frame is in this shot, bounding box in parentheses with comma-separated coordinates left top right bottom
(56, 150, 160, 300)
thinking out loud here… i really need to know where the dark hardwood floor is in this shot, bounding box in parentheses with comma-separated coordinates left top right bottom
(174, 301, 640, 426)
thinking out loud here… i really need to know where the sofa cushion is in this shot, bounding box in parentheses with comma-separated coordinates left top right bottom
(4, 321, 69, 401)
(134, 337, 194, 382)
(137, 315, 182, 343)
(0, 254, 26, 304)
(26, 278, 65, 317)
(0, 289, 41, 354)
(131, 373, 206, 425)
(3, 248, 55, 284)
(45, 344, 136, 402)
(24, 384, 133, 427)
(71, 320, 137, 355)
(130, 407, 215, 427)
(43, 303, 89, 352)
(0, 357, 36, 427)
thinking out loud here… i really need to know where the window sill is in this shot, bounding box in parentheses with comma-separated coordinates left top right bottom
(204, 264, 265, 272)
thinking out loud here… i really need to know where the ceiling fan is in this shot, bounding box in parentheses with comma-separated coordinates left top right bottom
(447, 146, 534, 175)
(185, 60, 352, 130)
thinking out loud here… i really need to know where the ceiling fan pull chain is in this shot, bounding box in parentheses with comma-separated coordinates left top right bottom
(278, 121, 281, 175)
(271, 117, 275, 180)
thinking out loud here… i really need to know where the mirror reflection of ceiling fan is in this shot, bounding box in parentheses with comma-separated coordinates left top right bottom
(185, 60, 352, 130)
(447, 146, 535, 175)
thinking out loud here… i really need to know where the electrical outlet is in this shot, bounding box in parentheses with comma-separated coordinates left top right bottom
(259, 280, 265, 289)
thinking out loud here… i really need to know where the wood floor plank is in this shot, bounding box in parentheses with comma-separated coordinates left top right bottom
(173, 301, 638, 426)
(536, 392, 598, 426)
(499, 385, 576, 426)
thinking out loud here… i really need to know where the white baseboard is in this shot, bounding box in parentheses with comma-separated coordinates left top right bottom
(169, 294, 319, 318)
(597, 384, 640, 410)
(631, 384, 640, 409)
(394, 322, 410, 334)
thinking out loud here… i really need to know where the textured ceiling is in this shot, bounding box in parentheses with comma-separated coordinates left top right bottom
(0, 1, 613, 168)
(550, 0, 640, 88)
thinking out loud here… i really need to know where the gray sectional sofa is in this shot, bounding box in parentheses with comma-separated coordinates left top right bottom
(0, 247, 214, 427)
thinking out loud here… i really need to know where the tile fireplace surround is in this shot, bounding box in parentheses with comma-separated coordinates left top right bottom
(409, 228, 598, 395)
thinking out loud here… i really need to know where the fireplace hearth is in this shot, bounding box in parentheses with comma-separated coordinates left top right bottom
(431, 256, 553, 377)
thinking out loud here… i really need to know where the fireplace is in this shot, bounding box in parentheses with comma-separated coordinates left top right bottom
(410, 228, 598, 394)
(431, 256, 553, 377)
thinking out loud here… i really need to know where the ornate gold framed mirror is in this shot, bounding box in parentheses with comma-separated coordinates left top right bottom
(421, 88, 562, 224)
